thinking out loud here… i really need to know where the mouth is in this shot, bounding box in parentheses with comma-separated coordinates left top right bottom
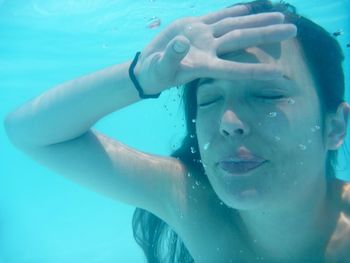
(218, 160, 267, 175)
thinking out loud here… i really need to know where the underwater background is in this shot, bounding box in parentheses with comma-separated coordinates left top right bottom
(1, 0, 349, 262)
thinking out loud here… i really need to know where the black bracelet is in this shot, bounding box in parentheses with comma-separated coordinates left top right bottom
(129, 52, 161, 99)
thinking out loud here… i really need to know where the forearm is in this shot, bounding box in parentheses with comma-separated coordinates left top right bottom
(4, 61, 142, 146)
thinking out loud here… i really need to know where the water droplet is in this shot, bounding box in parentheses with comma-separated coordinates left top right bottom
(192, 118, 196, 123)
(299, 144, 307, 150)
(187, 173, 192, 177)
(332, 29, 344, 37)
(315, 125, 320, 130)
(268, 112, 277, 118)
(203, 142, 210, 150)
(287, 98, 295, 104)
(190, 134, 195, 138)
(190, 147, 196, 154)
(195, 181, 200, 186)
(219, 201, 224, 206)
(274, 136, 281, 141)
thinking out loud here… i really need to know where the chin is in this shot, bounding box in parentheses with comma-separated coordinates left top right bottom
(220, 187, 267, 211)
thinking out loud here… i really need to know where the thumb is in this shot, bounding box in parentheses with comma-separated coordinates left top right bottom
(157, 36, 190, 76)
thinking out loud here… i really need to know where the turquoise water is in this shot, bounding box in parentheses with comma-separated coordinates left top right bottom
(1, 0, 349, 262)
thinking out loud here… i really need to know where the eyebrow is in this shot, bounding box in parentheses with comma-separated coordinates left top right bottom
(197, 75, 292, 89)
(197, 78, 214, 87)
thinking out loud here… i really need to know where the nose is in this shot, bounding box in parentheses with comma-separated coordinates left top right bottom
(220, 109, 250, 137)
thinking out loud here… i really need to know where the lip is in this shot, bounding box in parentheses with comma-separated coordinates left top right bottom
(218, 160, 267, 175)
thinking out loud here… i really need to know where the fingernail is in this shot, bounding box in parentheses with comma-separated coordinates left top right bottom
(173, 41, 187, 53)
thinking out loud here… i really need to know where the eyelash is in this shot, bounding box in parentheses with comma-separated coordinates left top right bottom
(198, 95, 287, 108)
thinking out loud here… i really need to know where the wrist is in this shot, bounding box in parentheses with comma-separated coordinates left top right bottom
(129, 52, 161, 99)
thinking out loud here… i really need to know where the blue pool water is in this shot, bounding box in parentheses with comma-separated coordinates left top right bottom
(1, 0, 349, 262)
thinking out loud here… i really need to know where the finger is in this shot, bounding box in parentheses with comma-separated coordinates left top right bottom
(201, 5, 250, 25)
(198, 58, 283, 81)
(156, 36, 190, 77)
(211, 12, 285, 38)
(215, 24, 297, 55)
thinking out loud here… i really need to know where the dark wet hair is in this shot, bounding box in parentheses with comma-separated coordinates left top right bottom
(132, 1, 348, 262)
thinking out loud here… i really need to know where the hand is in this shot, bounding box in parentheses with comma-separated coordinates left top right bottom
(134, 5, 297, 95)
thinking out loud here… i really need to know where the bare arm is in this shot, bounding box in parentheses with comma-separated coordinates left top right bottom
(4, 61, 141, 147)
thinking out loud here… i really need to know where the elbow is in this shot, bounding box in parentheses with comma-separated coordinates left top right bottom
(3, 112, 28, 148)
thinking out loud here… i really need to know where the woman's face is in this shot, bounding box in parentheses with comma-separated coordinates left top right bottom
(195, 39, 329, 210)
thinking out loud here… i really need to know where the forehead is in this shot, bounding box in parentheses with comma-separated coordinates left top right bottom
(197, 39, 315, 91)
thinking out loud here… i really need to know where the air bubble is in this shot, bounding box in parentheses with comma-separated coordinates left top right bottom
(190, 147, 196, 154)
(147, 17, 161, 29)
(203, 142, 210, 150)
(274, 136, 281, 141)
(299, 144, 307, 150)
(195, 181, 200, 186)
(192, 118, 196, 123)
(307, 139, 312, 144)
(268, 112, 277, 118)
(311, 125, 320, 132)
(190, 134, 195, 138)
(187, 173, 192, 177)
(287, 98, 295, 104)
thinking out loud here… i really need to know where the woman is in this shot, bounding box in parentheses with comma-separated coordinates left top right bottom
(4, 0, 350, 262)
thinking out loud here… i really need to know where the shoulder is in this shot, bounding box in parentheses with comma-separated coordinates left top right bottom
(325, 181, 350, 262)
(340, 181, 350, 216)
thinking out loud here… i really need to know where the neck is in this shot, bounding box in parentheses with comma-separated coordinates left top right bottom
(232, 177, 342, 262)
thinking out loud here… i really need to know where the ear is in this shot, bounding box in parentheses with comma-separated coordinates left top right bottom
(326, 102, 350, 150)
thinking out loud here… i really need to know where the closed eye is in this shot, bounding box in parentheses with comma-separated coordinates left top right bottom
(198, 98, 222, 108)
(257, 95, 286, 100)
(198, 95, 288, 108)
